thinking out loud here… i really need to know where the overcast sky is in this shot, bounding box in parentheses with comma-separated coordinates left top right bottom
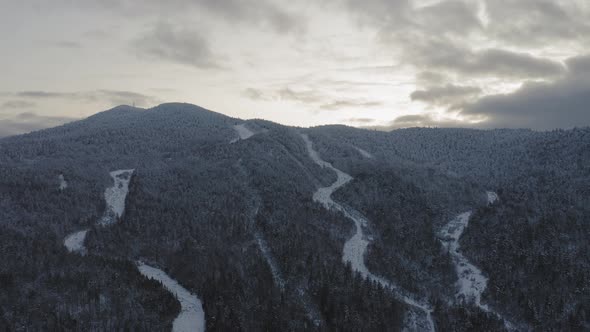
(1, 0, 589, 136)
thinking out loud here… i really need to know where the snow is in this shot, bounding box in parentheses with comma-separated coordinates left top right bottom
(354, 146, 374, 159)
(440, 210, 515, 331)
(98, 169, 135, 226)
(230, 123, 255, 143)
(58, 174, 68, 190)
(301, 133, 434, 332)
(64, 229, 88, 254)
(137, 262, 206, 332)
(486, 191, 499, 205)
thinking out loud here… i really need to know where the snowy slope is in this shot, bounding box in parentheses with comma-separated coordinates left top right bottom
(137, 262, 206, 332)
(98, 169, 135, 226)
(302, 133, 435, 332)
(64, 230, 88, 254)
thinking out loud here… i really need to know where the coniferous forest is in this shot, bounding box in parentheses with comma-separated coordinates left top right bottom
(1, 103, 588, 331)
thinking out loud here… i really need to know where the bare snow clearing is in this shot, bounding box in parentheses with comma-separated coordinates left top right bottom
(230, 123, 255, 143)
(64, 229, 88, 254)
(98, 169, 135, 226)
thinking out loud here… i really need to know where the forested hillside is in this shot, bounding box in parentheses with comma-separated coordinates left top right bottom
(1, 103, 588, 331)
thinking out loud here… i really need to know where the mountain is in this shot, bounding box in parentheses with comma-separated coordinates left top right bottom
(0, 103, 588, 331)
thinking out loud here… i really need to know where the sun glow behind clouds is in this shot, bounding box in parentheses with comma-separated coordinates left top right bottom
(0, 0, 589, 135)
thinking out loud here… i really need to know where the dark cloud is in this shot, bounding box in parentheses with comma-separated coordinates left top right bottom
(461, 55, 590, 129)
(411, 84, 481, 108)
(133, 22, 222, 69)
(403, 39, 566, 79)
(0, 112, 77, 138)
(484, 0, 590, 46)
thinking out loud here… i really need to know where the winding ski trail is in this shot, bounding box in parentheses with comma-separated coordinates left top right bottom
(137, 262, 206, 332)
(301, 134, 435, 332)
(63, 169, 206, 331)
(64, 169, 134, 253)
(439, 193, 515, 331)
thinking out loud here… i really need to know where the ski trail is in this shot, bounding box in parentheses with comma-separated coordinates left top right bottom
(440, 202, 515, 331)
(64, 229, 88, 254)
(98, 169, 134, 226)
(301, 133, 435, 332)
(255, 230, 286, 292)
(230, 123, 255, 143)
(137, 262, 206, 332)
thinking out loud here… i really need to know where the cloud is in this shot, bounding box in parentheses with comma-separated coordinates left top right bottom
(0, 112, 77, 138)
(242, 86, 325, 103)
(53, 41, 82, 49)
(347, 117, 376, 124)
(194, 0, 302, 33)
(242, 88, 266, 101)
(277, 88, 323, 103)
(133, 22, 222, 69)
(461, 55, 590, 129)
(366, 113, 468, 131)
(319, 100, 382, 111)
(0, 100, 36, 110)
(411, 84, 481, 108)
(57, 0, 304, 34)
(17, 91, 68, 98)
(12, 90, 159, 107)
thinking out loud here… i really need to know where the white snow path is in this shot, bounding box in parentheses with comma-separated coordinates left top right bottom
(230, 123, 255, 143)
(301, 134, 435, 332)
(137, 262, 206, 332)
(440, 206, 514, 331)
(98, 169, 135, 226)
(354, 146, 374, 159)
(58, 174, 68, 190)
(64, 229, 88, 254)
